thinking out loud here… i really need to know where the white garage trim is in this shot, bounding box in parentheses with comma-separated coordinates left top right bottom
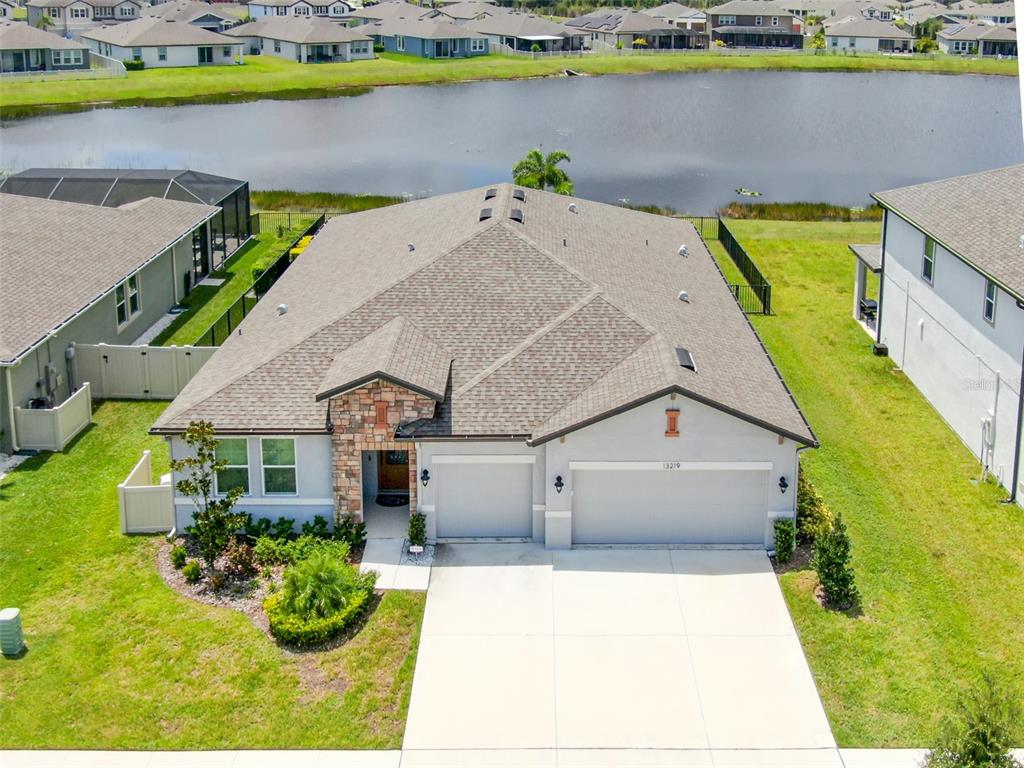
(433, 454, 536, 464)
(569, 461, 773, 471)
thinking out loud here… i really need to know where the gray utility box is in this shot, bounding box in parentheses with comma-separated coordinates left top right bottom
(0, 607, 24, 656)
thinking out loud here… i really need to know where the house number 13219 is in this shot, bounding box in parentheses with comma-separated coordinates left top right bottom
(662, 462, 681, 469)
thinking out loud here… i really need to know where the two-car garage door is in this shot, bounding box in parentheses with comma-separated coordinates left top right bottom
(571, 463, 769, 545)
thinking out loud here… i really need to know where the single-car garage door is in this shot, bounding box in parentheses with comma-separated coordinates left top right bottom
(435, 459, 532, 539)
(572, 464, 768, 545)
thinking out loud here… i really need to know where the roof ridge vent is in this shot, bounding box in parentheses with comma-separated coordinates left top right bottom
(509, 208, 524, 224)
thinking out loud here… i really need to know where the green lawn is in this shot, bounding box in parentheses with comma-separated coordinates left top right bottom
(0, 51, 1016, 118)
(0, 401, 426, 749)
(719, 220, 1024, 746)
(153, 220, 314, 347)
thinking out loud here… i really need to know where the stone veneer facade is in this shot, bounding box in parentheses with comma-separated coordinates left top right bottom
(328, 379, 437, 520)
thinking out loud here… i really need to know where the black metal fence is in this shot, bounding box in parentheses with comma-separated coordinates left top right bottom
(717, 218, 772, 315)
(250, 210, 321, 235)
(680, 216, 720, 241)
(195, 214, 326, 347)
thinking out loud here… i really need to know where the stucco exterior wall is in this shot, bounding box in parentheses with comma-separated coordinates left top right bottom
(827, 34, 891, 51)
(878, 210, 1024, 497)
(85, 39, 238, 67)
(169, 434, 334, 531)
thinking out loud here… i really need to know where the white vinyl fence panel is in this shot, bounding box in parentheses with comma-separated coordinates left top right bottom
(118, 450, 175, 534)
(13, 382, 93, 451)
(74, 344, 216, 400)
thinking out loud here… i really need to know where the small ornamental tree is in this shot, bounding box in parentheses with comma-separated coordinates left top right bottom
(923, 672, 1023, 768)
(812, 513, 859, 610)
(172, 420, 248, 569)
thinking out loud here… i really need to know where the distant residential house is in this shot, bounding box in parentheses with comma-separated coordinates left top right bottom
(564, 8, 703, 49)
(0, 18, 90, 70)
(937, 22, 1017, 55)
(0, 0, 17, 19)
(226, 16, 373, 60)
(82, 17, 243, 66)
(945, 0, 1014, 25)
(368, 16, 488, 57)
(433, 0, 502, 23)
(863, 165, 1024, 506)
(247, 0, 353, 21)
(708, 1, 804, 47)
(821, 15, 912, 50)
(0, 192, 218, 454)
(641, 2, 707, 32)
(346, 1, 433, 26)
(895, 0, 952, 25)
(142, 0, 238, 32)
(466, 12, 585, 52)
(26, 0, 143, 41)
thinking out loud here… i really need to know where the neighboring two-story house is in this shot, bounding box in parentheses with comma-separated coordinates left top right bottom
(246, 0, 352, 21)
(708, 0, 803, 47)
(27, 0, 143, 40)
(867, 165, 1024, 504)
(563, 8, 701, 49)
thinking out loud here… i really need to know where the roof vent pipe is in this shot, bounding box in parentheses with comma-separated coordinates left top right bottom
(276, 303, 288, 316)
(568, 203, 578, 214)
(678, 290, 689, 303)
(407, 243, 415, 252)
(678, 244, 689, 257)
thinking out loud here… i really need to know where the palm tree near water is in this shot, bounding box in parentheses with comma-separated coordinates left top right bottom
(512, 149, 575, 195)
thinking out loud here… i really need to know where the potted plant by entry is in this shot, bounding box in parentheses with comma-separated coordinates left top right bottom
(408, 512, 426, 554)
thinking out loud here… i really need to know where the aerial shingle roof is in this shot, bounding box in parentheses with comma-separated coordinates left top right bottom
(81, 16, 239, 46)
(873, 164, 1024, 298)
(0, 19, 87, 50)
(0, 194, 217, 364)
(227, 16, 372, 44)
(153, 185, 815, 446)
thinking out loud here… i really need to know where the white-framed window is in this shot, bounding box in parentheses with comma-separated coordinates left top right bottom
(848, 36, 855, 46)
(470, 37, 485, 51)
(351, 40, 368, 54)
(771, 15, 779, 24)
(71, 7, 88, 18)
(983, 279, 997, 324)
(396, 33, 405, 51)
(118, 5, 134, 16)
(830, 35, 838, 46)
(131, 47, 142, 60)
(158, 46, 167, 60)
(53, 50, 81, 65)
(275, 5, 286, 14)
(50, 7, 61, 17)
(222, 45, 231, 57)
(215, 438, 250, 495)
(754, 15, 762, 25)
(274, 38, 281, 51)
(114, 273, 141, 326)
(293, 4, 309, 14)
(922, 236, 935, 284)
(261, 438, 297, 495)
(718, 14, 736, 24)
(330, 3, 344, 14)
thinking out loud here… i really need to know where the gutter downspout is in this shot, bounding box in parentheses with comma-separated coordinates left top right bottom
(4, 366, 19, 453)
(875, 208, 888, 346)
(1004, 341, 1024, 505)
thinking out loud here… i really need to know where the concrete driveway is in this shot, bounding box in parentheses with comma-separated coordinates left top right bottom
(403, 544, 835, 758)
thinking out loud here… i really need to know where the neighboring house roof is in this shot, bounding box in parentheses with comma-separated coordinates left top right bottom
(226, 16, 371, 42)
(248, 0, 350, 7)
(368, 15, 485, 38)
(945, 0, 1014, 19)
(564, 8, 681, 34)
(347, 0, 431, 21)
(432, 0, 494, 6)
(872, 165, 1024, 299)
(466, 12, 580, 40)
(28, 0, 140, 9)
(822, 15, 911, 36)
(642, 2, 705, 20)
(81, 16, 241, 46)
(0, 193, 217, 365)
(142, 0, 238, 25)
(152, 185, 816, 447)
(937, 21, 1016, 40)
(436, 0, 504, 20)
(709, 0, 796, 17)
(0, 168, 247, 207)
(0, 19, 87, 49)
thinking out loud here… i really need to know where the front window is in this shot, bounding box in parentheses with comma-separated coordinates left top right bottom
(922, 236, 935, 284)
(294, 5, 309, 14)
(71, 7, 88, 18)
(261, 438, 297, 494)
(131, 47, 142, 61)
(396, 34, 405, 51)
(771, 15, 779, 24)
(755, 15, 762, 24)
(114, 274, 141, 326)
(470, 37, 485, 51)
(274, 39, 281, 52)
(215, 438, 250, 495)
(119, 6, 133, 16)
(275, 5, 286, 14)
(848, 36, 855, 47)
(158, 46, 167, 61)
(222, 46, 231, 57)
(983, 280, 997, 323)
(717, 14, 736, 24)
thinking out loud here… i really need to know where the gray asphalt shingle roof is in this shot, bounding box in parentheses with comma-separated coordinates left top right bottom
(0, 19, 87, 50)
(368, 16, 485, 39)
(0, 193, 217, 364)
(822, 16, 912, 36)
(227, 17, 372, 44)
(82, 16, 240, 46)
(873, 164, 1024, 298)
(153, 185, 815, 446)
(466, 12, 579, 39)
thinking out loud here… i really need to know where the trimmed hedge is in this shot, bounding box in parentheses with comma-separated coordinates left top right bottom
(774, 518, 796, 564)
(264, 581, 373, 646)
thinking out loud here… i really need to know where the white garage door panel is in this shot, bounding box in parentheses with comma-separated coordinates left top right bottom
(437, 463, 532, 538)
(573, 469, 767, 545)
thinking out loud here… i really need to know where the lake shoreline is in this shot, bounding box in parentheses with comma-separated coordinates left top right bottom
(1, 51, 1017, 122)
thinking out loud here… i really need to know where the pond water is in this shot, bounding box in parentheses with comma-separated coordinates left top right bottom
(1, 69, 1021, 211)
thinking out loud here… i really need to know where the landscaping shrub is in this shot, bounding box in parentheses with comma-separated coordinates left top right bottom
(209, 570, 227, 591)
(271, 517, 296, 540)
(123, 59, 145, 71)
(408, 512, 426, 548)
(253, 534, 349, 566)
(243, 514, 272, 539)
(773, 518, 795, 564)
(170, 544, 188, 569)
(254, 535, 288, 565)
(183, 560, 202, 583)
(264, 586, 371, 646)
(796, 473, 833, 545)
(335, 516, 367, 550)
(223, 537, 257, 578)
(373, 43, 384, 53)
(301, 515, 331, 539)
(812, 513, 859, 610)
(923, 672, 1022, 768)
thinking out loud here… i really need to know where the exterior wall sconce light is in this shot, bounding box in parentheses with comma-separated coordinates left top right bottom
(554, 475, 564, 494)
(420, 469, 430, 487)
(325, 409, 334, 434)
(779, 476, 789, 494)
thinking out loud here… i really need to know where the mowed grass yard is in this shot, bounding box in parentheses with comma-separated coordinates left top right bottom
(0, 51, 1016, 117)
(0, 401, 426, 749)
(720, 220, 1024, 746)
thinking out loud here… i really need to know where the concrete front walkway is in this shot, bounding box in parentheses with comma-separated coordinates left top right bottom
(402, 544, 835, 758)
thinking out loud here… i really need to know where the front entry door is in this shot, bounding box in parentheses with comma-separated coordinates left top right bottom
(378, 450, 409, 491)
